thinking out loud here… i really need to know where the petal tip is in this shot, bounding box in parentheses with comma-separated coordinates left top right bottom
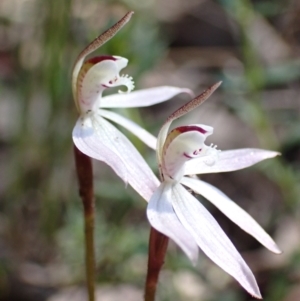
(190, 257, 198, 267)
(248, 287, 262, 300)
(252, 293, 263, 300)
(261, 150, 280, 158)
(272, 245, 282, 255)
(271, 151, 281, 157)
(182, 88, 195, 98)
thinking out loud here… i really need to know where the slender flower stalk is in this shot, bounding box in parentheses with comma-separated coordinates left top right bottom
(144, 228, 168, 301)
(73, 146, 95, 301)
(146, 82, 281, 299)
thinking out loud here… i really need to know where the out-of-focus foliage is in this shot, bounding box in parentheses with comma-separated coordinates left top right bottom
(0, 0, 299, 301)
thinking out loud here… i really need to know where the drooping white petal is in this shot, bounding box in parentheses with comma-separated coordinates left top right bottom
(73, 116, 128, 182)
(184, 148, 280, 175)
(172, 183, 261, 299)
(101, 86, 193, 108)
(181, 177, 281, 254)
(147, 182, 199, 263)
(100, 109, 157, 149)
(72, 114, 159, 201)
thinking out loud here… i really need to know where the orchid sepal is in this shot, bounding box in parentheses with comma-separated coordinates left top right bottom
(181, 176, 281, 254)
(101, 86, 194, 108)
(73, 114, 160, 201)
(147, 182, 199, 264)
(172, 183, 262, 299)
(184, 148, 280, 175)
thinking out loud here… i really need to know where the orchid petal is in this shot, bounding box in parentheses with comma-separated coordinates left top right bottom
(157, 82, 221, 164)
(73, 114, 159, 201)
(73, 117, 128, 181)
(184, 148, 280, 175)
(172, 183, 261, 299)
(72, 11, 134, 107)
(101, 86, 193, 108)
(181, 177, 281, 254)
(147, 182, 199, 263)
(100, 109, 157, 149)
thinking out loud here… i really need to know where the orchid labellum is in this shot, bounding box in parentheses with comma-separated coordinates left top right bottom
(147, 82, 281, 298)
(72, 12, 191, 201)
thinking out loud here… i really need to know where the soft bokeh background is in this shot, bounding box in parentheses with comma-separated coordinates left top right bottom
(0, 0, 300, 300)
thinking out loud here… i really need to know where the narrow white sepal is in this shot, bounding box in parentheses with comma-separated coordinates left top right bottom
(72, 114, 159, 201)
(181, 177, 281, 254)
(147, 182, 199, 264)
(172, 183, 262, 299)
(73, 116, 128, 182)
(101, 86, 193, 108)
(100, 109, 157, 149)
(184, 148, 280, 175)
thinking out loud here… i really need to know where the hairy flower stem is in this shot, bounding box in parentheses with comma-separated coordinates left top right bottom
(74, 145, 95, 301)
(144, 227, 169, 301)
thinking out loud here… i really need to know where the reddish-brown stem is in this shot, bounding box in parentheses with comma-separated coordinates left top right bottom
(74, 145, 95, 301)
(144, 227, 169, 301)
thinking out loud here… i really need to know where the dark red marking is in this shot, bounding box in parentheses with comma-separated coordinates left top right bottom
(192, 148, 202, 155)
(86, 55, 116, 65)
(183, 152, 193, 158)
(175, 125, 207, 134)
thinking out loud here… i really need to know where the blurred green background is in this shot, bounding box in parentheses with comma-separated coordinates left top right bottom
(0, 0, 300, 300)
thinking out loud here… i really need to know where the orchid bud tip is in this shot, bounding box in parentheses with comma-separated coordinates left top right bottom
(126, 11, 134, 20)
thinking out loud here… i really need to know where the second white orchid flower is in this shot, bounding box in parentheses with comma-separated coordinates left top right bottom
(147, 82, 281, 298)
(72, 12, 191, 201)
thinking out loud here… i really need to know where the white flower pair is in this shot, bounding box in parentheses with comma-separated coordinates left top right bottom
(72, 12, 280, 298)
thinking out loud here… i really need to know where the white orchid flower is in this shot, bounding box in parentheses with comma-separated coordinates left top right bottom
(72, 12, 191, 201)
(147, 82, 281, 298)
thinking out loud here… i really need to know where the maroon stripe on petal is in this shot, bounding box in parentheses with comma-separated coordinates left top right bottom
(86, 55, 116, 65)
(183, 152, 193, 158)
(176, 125, 207, 134)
